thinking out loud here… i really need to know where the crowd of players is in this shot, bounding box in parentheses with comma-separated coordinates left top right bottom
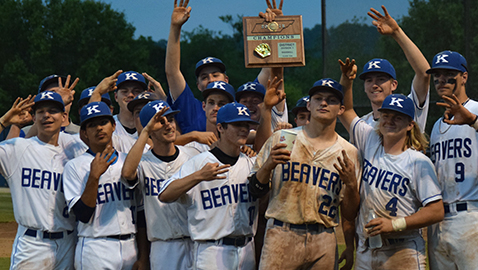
(0, 0, 476, 269)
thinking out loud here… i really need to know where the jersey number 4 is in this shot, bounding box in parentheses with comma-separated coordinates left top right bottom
(385, 197, 398, 217)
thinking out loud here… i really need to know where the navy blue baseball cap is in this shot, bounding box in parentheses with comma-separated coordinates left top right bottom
(308, 78, 344, 102)
(116, 71, 147, 90)
(80, 101, 114, 127)
(127, 91, 159, 113)
(359, 58, 396, 80)
(139, 100, 180, 128)
(78, 86, 112, 108)
(32, 91, 65, 112)
(291, 96, 310, 115)
(38, 75, 68, 93)
(426, 50, 468, 74)
(217, 102, 259, 125)
(378, 94, 414, 119)
(202, 81, 235, 102)
(195, 57, 226, 77)
(235, 82, 266, 101)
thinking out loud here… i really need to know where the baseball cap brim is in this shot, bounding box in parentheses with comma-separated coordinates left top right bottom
(195, 62, 226, 77)
(80, 115, 115, 128)
(426, 66, 464, 74)
(308, 86, 344, 101)
(202, 89, 234, 103)
(221, 118, 259, 125)
(32, 100, 65, 112)
(39, 76, 68, 93)
(358, 71, 394, 80)
(235, 91, 264, 102)
(377, 108, 413, 120)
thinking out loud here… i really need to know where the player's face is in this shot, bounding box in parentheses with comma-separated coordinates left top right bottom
(238, 92, 263, 122)
(133, 104, 146, 134)
(431, 69, 467, 98)
(152, 115, 177, 143)
(379, 110, 413, 138)
(294, 109, 310, 127)
(33, 103, 66, 134)
(83, 117, 115, 146)
(220, 122, 250, 146)
(196, 66, 229, 91)
(115, 82, 144, 112)
(307, 91, 344, 122)
(203, 94, 229, 125)
(363, 73, 398, 106)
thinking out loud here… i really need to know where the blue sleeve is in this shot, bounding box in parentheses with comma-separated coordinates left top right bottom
(170, 83, 206, 133)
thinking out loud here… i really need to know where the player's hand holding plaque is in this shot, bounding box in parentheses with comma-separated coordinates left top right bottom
(243, 0, 305, 68)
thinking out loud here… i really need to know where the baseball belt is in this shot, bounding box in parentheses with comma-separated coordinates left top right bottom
(206, 236, 252, 247)
(105, 234, 135, 240)
(24, 229, 74, 239)
(273, 219, 326, 233)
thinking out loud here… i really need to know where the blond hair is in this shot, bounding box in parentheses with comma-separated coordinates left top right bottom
(377, 120, 429, 153)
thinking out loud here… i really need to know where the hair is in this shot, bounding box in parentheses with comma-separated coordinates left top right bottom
(216, 123, 228, 139)
(377, 119, 429, 153)
(80, 116, 115, 131)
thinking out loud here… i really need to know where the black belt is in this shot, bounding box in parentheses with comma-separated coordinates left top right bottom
(444, 202, 468, 214)
(25, 229, 73, 239)
(206, 236, 252, 247)
(365, 237, 406, 247)
(106, 234, 134, 240)
(273, 219, 323, 232)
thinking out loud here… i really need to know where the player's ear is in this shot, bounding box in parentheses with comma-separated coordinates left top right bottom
(61, 112, 67, 122)
(202, 101, 206, 112)
(391, 79, 398, 92)
(337, 105, 345, 116)
(224, 74, 229, 83)
(462, 72, 468, 85)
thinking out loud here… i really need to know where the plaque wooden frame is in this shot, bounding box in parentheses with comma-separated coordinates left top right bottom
(243, 15, 305, 68)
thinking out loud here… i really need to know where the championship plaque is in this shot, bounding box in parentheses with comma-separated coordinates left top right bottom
(243, 15, 305, 68)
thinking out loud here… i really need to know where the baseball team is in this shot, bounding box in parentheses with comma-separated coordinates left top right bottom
(0, 0, 476, 270)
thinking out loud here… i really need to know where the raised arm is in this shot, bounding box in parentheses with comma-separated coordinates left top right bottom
(165, 0, 191, 100)
(368, 5, 430, 105)
(0, 95, 35, 134)
(337, 58, 359, 133)
(122, 107, 169, 181)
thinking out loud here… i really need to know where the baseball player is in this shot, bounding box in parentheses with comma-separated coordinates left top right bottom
(122, 100, 200, 269)
(425, 51, 478, 270)
(358, 6, 430, 133)
(63, 101, 138, 270)
(339, 60, 444, 270)
(291, 96, 310, 127)
(1, 92, 77, 269)
(249, 78, 361, 269)
(159, 103, 259, 270)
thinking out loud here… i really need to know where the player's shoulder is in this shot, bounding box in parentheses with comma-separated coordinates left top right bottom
(177, 145, 201, 158)
(65, 152, 91, 169)
(335, 134, 358, 153)
(464, 98, 478, 113)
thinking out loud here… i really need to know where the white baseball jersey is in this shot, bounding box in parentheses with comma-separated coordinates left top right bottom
(270, 102, 289, 131)
(113, 114, 145, 153)
(359, 84, 429, 134)
(123, 146, 198, 241)
(58, 132, 88, 160)
(350, 117, 442, 250)
(0, 137, 76, 231)
(63, 151, 137, 237)
(430, 99, 478, 203)
(184, 141, 209, 154)
(159, 151, 258, 241)
(251, 127, 361, 227)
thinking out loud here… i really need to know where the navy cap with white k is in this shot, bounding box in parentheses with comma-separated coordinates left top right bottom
(308, 78, 344, 102)
(116, 71, 147, 90)
(127, 91, 159, 113)
(202, 81, 235, 102)
(235, 82, 266, 101)
(359, 58, 396, 80)
(216, 102, 259, 125)
(139, 100, 180, 128)
(32, 91, 65, 112)
(426, 50, 468, 74)
(78, 86, 111, 108)
(38, 75, 68, 93)
(378, 94, 415, 119)
(80, 102, 113, 126)
(195, 57, 226, 77)
(291, 96, 310, 115)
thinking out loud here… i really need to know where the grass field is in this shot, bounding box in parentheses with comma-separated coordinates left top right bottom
(0, 192, 14, 223)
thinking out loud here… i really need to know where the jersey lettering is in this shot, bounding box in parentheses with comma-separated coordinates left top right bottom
(430, 138, 472, 163)
(144, 177, 165, 196)
(362, 159, 409, 196)
(200, 183, 257, 210)
(96, 181, 134, 205)
(281, 162, 342, 195)
(21, 168, 63, 192)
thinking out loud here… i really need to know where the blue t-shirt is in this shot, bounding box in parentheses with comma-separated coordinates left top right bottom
(167, 83, 206, 133)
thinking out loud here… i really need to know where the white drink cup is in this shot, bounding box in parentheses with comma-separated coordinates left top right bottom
(279, 130, 297, 152)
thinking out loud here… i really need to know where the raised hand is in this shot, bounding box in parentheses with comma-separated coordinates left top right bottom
(143, 107, 170, 134)
(0, 95, 35, 127)
(273, 122, 293, 132)
(241, 145, 257, 157)
(90, 145, 117, 179)
(95, 70, 123, 95)
(143, 72, 167, 100)
(339, 58, 357, 80)
(172, 0, 191, 26)
(198, 162, 230, 181)
(436, 94, 476, 126)
(57, 75, 79, 105)
(368, 5, 400, 36)
(260, 0, 283, 21)
(264, 76, 285, 110)
(333, 150, 356, 187)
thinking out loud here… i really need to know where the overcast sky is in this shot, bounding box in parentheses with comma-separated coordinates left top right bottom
(100, 0, 411, 41)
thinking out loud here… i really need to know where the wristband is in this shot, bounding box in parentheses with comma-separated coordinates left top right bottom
(0, 121, 5, 129)
(469, 115, 478, 126)
(471, 115, 478, 131)
(391, 217, 407, 232)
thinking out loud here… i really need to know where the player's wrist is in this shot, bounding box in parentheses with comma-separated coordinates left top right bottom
(468, 114, 478, 130)
(391, 217, 407, 232)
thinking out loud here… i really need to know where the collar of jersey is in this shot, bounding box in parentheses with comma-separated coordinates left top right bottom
(86, 148, 118, 165)
(209, 147, 239, 166)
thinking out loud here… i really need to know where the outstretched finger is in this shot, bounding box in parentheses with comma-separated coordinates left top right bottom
(436, 101, 451, 109)
(272, 0, 277, 9)
(278, 0, 283, 10)
(369, 7, 383, 18)
(266, 0, 272, 9)
(183, 0, 190, 8)
(174, 0, 178, 8)
(381, 5, 390, 17)
(69, 77, 80, 90)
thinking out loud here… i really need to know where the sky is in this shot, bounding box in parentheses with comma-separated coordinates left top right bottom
(100, 0, 412, 41)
